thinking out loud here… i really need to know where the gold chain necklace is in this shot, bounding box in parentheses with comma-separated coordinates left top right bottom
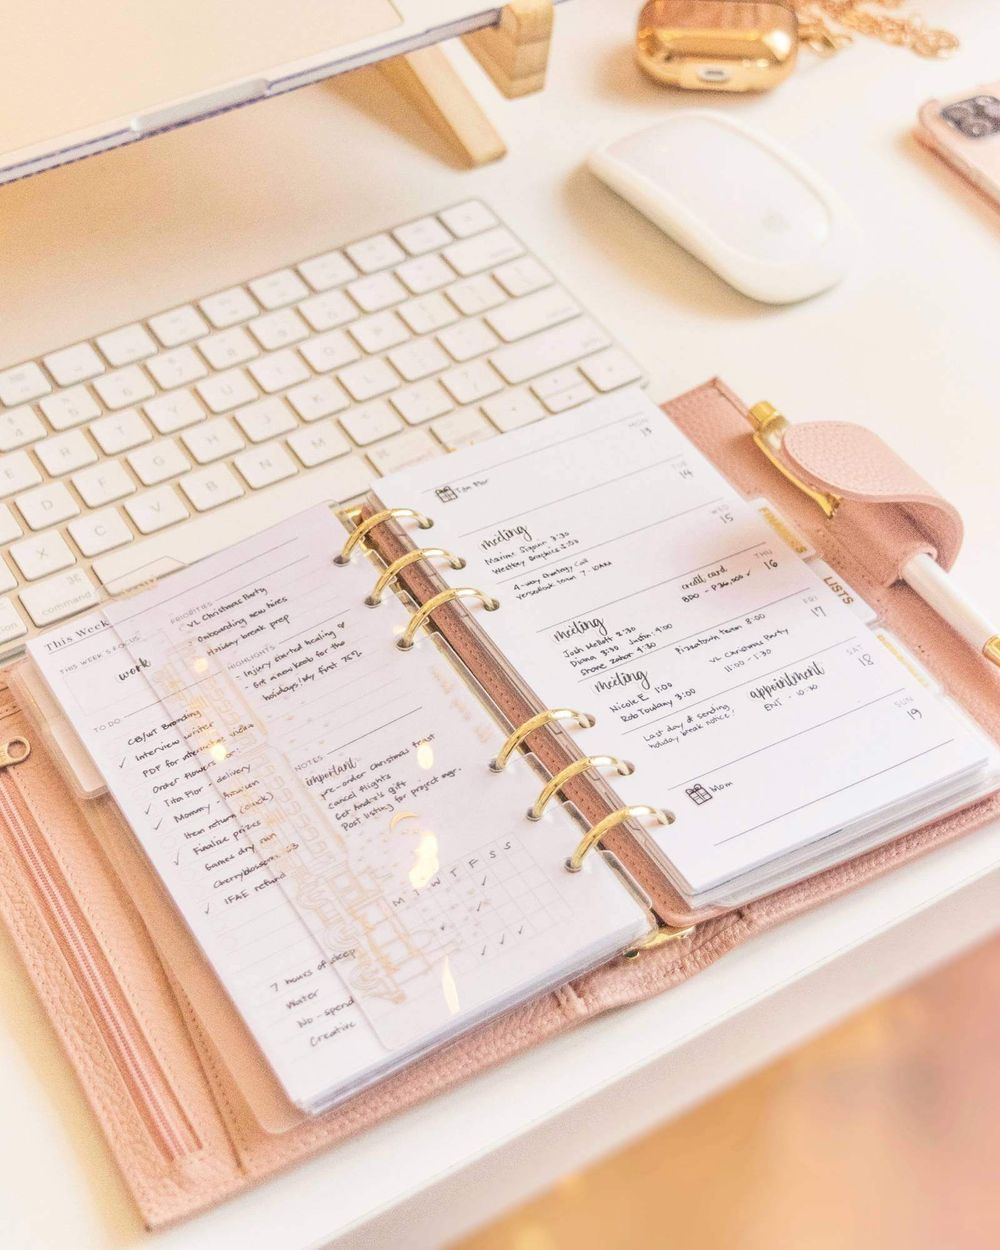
(792, 1, 960, 58)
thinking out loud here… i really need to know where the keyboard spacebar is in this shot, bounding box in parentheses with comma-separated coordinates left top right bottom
(93, 456, 373, 594)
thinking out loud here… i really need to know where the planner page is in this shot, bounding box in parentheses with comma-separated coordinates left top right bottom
(376, 389, 991, 903)
(26, 507, 648, 1111)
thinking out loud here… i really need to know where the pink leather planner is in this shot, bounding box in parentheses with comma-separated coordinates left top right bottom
(1, 378, 997, 1227)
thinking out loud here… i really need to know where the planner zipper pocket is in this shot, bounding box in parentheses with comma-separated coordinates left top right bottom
(0, 752, 200, 1162)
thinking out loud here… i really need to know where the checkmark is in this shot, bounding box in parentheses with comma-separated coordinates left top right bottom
(204, 902, 210, 915)
(119, 756, 126, 769)
(154, 818, 163, 831)
(173, 850, 180, 866)
(144, 803, 152, 815)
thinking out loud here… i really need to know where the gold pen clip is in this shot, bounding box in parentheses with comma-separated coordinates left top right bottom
(0, 737, 30, 768)
(746, 402, 842, 520)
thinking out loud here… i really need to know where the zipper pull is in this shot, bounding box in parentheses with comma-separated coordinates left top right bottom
(0, 737, 30, 768)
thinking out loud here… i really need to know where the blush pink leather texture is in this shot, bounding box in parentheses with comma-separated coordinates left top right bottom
(0, 378, 997, 1229)
(781, 420, 965, 575)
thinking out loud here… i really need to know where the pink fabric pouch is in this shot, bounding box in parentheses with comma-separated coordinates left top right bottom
(0, 377, 997, 1228)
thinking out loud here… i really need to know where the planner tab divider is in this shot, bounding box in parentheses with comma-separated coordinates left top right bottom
(344, 496, 713, 930)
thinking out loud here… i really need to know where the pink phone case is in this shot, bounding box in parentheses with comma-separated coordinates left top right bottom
(916, 82, 1000, 210)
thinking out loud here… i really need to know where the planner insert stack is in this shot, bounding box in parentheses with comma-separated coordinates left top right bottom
(19, 387, 996, 1115)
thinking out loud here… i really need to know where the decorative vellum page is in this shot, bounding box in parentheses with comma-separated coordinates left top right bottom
(26, 505, 651, 1113)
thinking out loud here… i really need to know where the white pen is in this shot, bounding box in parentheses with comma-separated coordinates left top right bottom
(746, 402, 1000, 669)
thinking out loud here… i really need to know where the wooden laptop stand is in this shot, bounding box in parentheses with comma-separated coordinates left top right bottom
(377, 0, 553, 167)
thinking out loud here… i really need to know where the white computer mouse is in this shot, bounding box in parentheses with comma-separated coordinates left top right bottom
(588, 112, 855, 304)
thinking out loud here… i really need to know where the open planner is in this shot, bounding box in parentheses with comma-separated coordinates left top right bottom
(12, 386, 998, 1120)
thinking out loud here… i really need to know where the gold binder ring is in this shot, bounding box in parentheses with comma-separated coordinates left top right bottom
(335, 508, 433, 565)
(397, 587, 499, 651)
(490, 708, 596, 773)
(527, 756, 635, 822)
(365, 548, 467, 606)
(566, 805, 672, 874)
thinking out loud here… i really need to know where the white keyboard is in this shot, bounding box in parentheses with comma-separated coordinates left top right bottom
(0, 201, 643, 662)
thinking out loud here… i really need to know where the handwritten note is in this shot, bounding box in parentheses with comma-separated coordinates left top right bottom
(28, 507, 647, 1110)
(377, 390, 991, 904)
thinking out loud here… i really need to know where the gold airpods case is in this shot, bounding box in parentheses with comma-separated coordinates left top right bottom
(636, 0, 798, 92)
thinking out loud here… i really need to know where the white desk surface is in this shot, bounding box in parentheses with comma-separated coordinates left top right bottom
(1, 2, 998, 1247)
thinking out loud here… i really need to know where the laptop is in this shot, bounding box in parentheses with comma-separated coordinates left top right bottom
(0, 1, 560, 185)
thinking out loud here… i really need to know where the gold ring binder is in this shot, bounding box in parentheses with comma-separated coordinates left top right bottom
(625, 922, 696, 957)
(335, 508, 433, 565)
(566, 804, 672, 873)
(397, 587, 499, 650)
(490, 708, 596, 772)
(0, 737, 30, 769)
(527, 756, 634, 822)
(365, 548, 467, 606)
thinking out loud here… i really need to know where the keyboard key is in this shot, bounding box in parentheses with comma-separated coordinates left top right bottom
(346, 232, 406, 274)
(90, 408, 152, 455)
(248, 308, 310, 351)
(287, 420, 351, 467)
(0, 599, 28, 645)
(179, 465, 244, 511)
(299, 329, 360, 374)
(578, 347, 643, 392)
(39, 386, 101, 431)
(0, 557, 16, 593)
(96, 324, 157, 367)
(149, 304, 209, 347)
(0, 452, 42, 499)
(16, 481, 79, 530)
(432, 409, 493, 450)
(197, 326, 259, 369)
(0, 505, 23, 545)
(367, 428, 439, 475)
(146, 346, 207, 390)
(347, 271, 407, 313)
(68, 508, 134, 558)
(20, 568, 100, 627)
(349, 311, 410, 354)
(388, 340, 449, 383)
(10, 530, 75, 580)
(298, 289, 357, 332)
(486, 286, 581, 343)
(393, 215, 452, 255)
(297, 250, 357, 291)
(0, 406, 46, 451)
(35, 430, 98, 477)
(285, 377, 349, 422)
(144, 389, 205, 435)
(93, 365, 156, 410)
(439, 201, 498, 238)
(339, 400, 402, 446)
(128, 439, 191, 486)
(125, 486, 190, 533)
(482, 389, 546, 431)
(71, 461, 135, 507)
(249, 350, 310, 394)
(443, 227, 523, 277)
(249, 268, 309, 310)
(234, 397, 297, 444)
(338, 358, 399, 402)
(531, 365, 595, 413)
(396, 254, 455, 295)
(182, 417, 245, 464)
(0, 362, 50, 406)
(438, 318, 499, 362)
(233, 444, 297, 490)
(493, 256, 552, 298)
(43, 342, 105, 387)
(391, 380, 453, 425)
(196, 368, 257, 413)
(491, 317, 610, 384)
(447, 274, 508, 316)
(399, 293, 459, 336)
(199, 286, 259, 328)
(440, 361, 504, 405)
